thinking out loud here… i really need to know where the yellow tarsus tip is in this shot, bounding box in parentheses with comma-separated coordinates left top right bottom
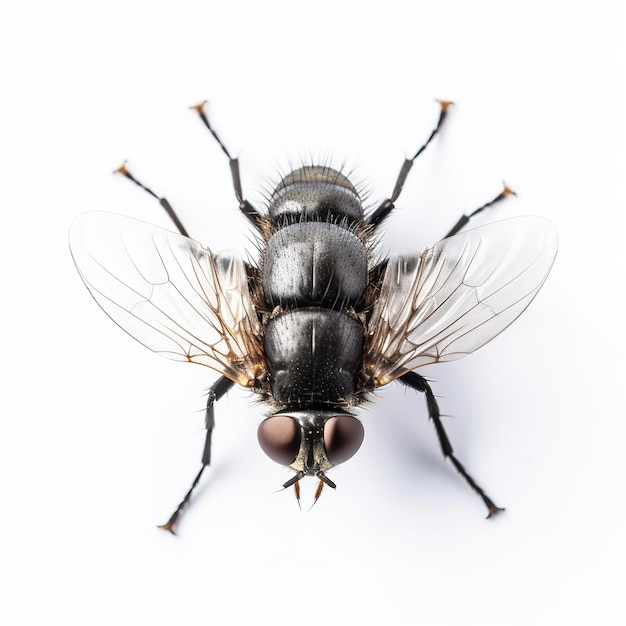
(190, 100, 208, 114)
(113, 161, 128, 175)
(158, 522, 177, 535)
(502, 183, 516, 196)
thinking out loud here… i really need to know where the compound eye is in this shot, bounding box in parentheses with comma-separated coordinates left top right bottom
(257, 416, 301, 465)
(324, 415, 364, 465)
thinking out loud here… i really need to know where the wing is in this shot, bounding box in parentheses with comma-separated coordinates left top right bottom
(364, 216, 558, 386)
(69, 212, 265, 387)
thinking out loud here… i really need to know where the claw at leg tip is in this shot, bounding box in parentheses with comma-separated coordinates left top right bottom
(486, 506, 506, 519)
(158, 519, 178, 535)
(113, 161, 129, 175)
(436, 100, 454, 110)
(190, 100, 208, 114)
(502, 183, 516, 196)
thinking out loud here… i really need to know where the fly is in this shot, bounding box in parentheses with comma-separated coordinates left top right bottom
(69, 100, 558, 533)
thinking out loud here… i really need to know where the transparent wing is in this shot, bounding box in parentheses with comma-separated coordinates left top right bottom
(69, 212, 264, 387)
(365, 217, 558, 386)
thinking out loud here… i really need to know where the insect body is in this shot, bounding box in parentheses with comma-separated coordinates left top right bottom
(70, 101, 557, 532)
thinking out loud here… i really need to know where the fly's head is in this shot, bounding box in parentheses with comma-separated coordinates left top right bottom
(257, 410, 364, 505)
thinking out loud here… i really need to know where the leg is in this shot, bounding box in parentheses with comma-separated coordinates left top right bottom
(191, 101, 264, 231)
(115, 162, 190, 237)
(159, 375, 235, 534)
(367, 100, 453, 229)
(443, 184, 515, 238)
(398, 371, 504, 518)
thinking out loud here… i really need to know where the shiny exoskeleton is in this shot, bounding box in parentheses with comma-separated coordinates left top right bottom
(258, 167, 369, 490)
(70, 101, 558, 533)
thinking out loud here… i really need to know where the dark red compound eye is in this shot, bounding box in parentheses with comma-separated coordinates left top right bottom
(257, 416, 301, 465)
(324, 415, 364, 465)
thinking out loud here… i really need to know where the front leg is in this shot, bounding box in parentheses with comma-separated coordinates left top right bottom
(159, 375, 235, 534)
(398, 371, 504, 518)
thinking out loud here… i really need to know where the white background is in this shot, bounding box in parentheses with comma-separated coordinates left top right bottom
(2, 1, 623, 625)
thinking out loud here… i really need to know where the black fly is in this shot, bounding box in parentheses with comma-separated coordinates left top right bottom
(69, 101, 557, 533)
